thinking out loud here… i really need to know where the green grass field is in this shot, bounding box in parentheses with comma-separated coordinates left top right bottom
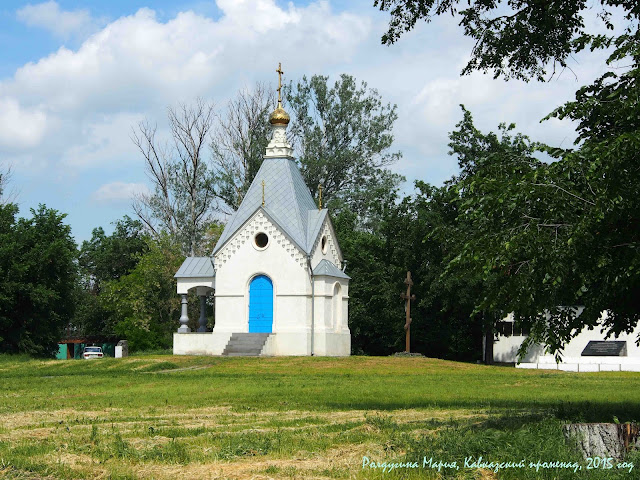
(0, 354, 639, 479)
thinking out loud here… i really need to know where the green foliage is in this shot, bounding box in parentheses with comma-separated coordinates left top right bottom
(335, 181, 482, 359)
(286, 74, 404, 225)
(72, 216, 149, 338)
(375, 0, 639, 82)
(71, 286, 113, 338)
(334, 207, 402, 355)
(78, 216, 148, 293)
(545, 33, 640, 143)
(544, 46, 640, 345)
(101, 235, 184, 351)
(442, 79, 640, 356)
(375, 0, 640, 355)
(0, 205, 77, 357)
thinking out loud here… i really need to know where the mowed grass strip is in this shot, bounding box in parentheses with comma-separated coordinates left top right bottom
(1, 355, 639, 415)
(0, 354, 639, 479)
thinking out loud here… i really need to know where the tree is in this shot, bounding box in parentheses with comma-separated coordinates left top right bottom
(334, 181, 483, 359)
(0, 165, 17, 205)
(540, 43, 640, 349)
(132, 99, 218, 256)
(442, 97, 640, 357)
(374, 0, 639, 81)
(376, 0, 640, 355)
(210, 83, 275, 212)
(73, 216, 149, 337)
(286, 74, 404, 228)
(334, 206, 401, 355)
(0, 167, 7, 202)
(101, 235, 185, 351)
(441, 107, 561, 353)
(0, 205, 77, 357)
(78, 216, 149, 294)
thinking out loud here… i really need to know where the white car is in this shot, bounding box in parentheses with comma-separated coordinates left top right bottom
(82, 346, 104, 359)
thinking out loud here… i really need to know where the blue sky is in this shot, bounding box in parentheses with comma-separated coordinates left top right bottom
(0, 1, 615, 245)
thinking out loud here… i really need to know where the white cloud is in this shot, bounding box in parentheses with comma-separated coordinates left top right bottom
(92, 181, 149, 204)
(216, 0, 302, 33)
(5, 2, 370, 112)
(0, 0, 372, 176)
(60, 112, 144, 168)
(0, 98, 47, 150)
(16, 1, 97, 39)
(1, 0, 621, 224)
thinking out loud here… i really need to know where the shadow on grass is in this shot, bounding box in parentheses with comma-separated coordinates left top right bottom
(322, 400, 640, 423)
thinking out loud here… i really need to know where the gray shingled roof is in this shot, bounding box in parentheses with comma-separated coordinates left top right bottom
(313, 259, 350, 279)
(306, 209, 327, 253)
(213, 157, 323, 255)
(174, 257, 215, 278)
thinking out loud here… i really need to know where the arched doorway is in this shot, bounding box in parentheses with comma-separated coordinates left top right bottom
(249, 275, 273, 333)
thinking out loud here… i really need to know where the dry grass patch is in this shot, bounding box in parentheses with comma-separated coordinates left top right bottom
(0, 409, 120, 431)
(0, 406, 479, 479)
(131, 442, 375, 480)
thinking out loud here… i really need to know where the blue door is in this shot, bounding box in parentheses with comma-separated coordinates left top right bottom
(249, 275, 273, 333)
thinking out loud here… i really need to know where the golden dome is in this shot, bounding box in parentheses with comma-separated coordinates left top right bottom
(269, 102, 290, 125)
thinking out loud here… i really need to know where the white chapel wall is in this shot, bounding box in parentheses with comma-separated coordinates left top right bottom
(214, 210, 311, 334)
(312, 276, 350, 333)
(176, 277, 215, 295)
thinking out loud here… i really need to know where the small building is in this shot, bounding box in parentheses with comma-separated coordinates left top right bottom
(173, 73, 350, 356)
(493, 311, 640, 372)
(56, 337, 117, 359)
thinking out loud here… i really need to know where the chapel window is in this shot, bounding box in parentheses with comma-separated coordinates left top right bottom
(254, 232, 269, 249)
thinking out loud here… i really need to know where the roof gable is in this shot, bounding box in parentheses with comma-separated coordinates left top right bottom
(306, 209, 328, 253)
(213, 157, 319, 255)
(313, 259, 350, 279)
(175, 257, 215, 278)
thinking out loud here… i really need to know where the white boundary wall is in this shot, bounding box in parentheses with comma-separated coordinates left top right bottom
(493, 313, 640, 372)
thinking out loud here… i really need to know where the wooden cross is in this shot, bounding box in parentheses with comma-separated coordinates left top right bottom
(318, 184, 323, 210)
(276, 62, 284, 103)
(261, 180, 265, 206)
(400, 271, 416, 353)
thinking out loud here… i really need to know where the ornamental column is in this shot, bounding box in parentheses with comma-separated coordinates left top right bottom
(198, 295, 208, 332)
(178, 294, 190, 333)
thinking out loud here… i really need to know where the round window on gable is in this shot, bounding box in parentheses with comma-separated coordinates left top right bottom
(254, 232, 269, 249)
(321, 235, 328, 254)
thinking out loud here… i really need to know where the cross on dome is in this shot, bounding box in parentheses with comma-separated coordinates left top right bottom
(265, 62, 293, 158)
(276, 63, 284, 103)
(269, 62, 290, 126)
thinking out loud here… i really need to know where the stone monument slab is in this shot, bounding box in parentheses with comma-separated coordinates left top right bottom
(581, 341, 627, 357)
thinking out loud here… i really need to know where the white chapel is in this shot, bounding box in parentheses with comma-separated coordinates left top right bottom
(172, 67, 351, 357)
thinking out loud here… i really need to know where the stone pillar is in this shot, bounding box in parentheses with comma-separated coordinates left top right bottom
(198, 295, 207, 332)
(178, 294, 190, 333)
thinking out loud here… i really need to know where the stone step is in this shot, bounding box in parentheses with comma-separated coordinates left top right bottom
(222, 333, 271, 357)
(228, 339, 269, 343)
(225, 347, 265, 353)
